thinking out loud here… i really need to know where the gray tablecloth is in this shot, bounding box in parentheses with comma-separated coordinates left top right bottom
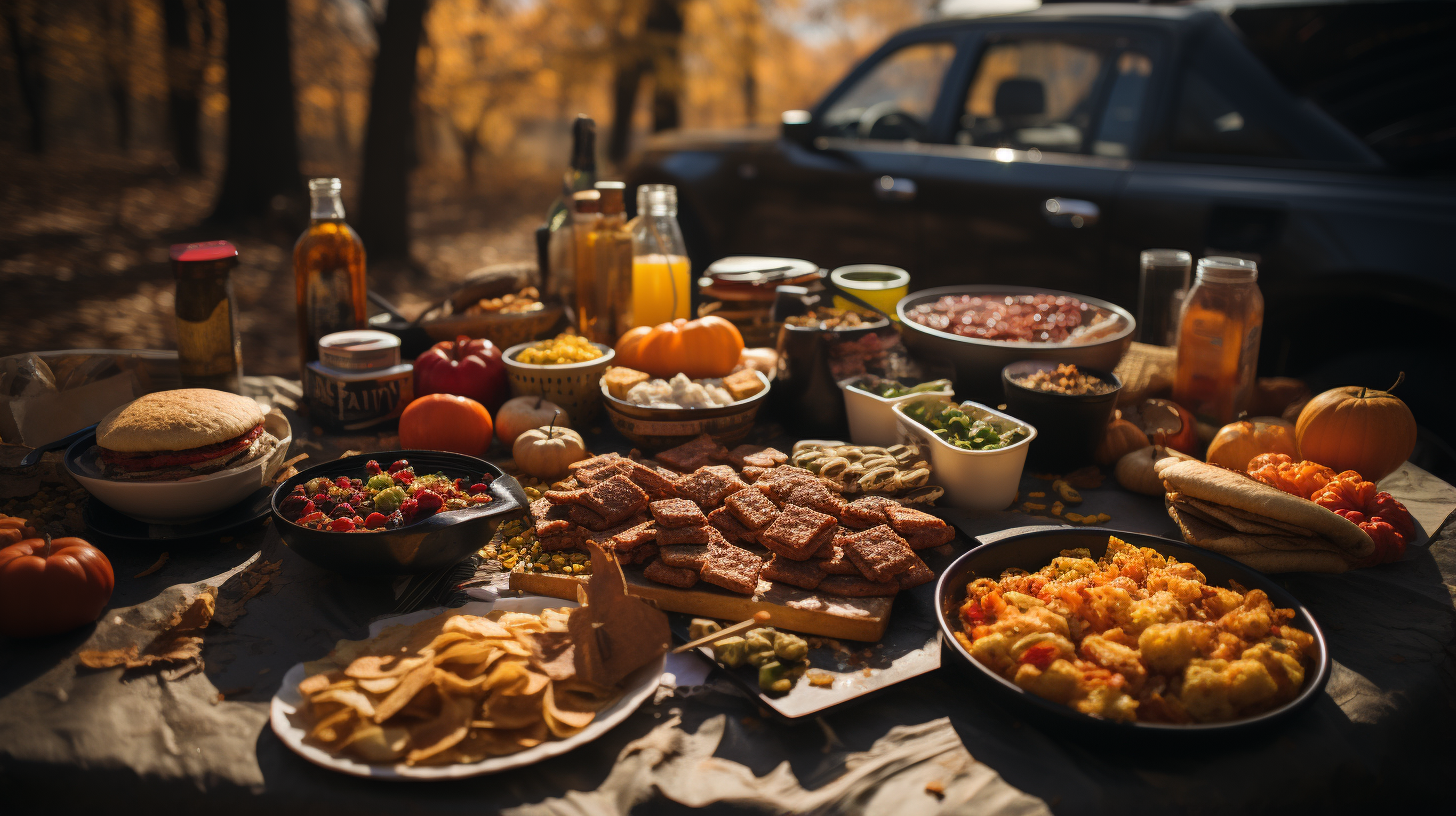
(2, 436, 1453, 814)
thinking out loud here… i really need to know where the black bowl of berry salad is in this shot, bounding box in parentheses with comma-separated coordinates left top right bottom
(271, 450, 529, 574)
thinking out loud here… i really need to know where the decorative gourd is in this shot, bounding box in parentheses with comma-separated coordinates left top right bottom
(512, 414, 588, 479)
(1205, 417, 1298, 471)
(399, 394, 494, 456)
(0, 534, 115, 637)
(614, 316, 744, 379)
(495, 396, 568, 447)
(1141, 398, 1199, 455)
(1115, 445, 1192, 496)
(1295, 373, 1417, 482)
(1095, 410, 1149, 466)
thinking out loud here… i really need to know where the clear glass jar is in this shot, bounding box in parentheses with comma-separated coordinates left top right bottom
(1173, 256, 1263, 425)
(630, 184, 691, 328)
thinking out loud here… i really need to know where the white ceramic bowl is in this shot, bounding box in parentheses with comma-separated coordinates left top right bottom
(838, 376, 954, 447)
(891, 395, 1036, 510)
(65, 410, 293, 524)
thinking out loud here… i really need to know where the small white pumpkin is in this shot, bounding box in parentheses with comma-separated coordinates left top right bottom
(512, 414, 588, 479)
(496, 395, 569, 447)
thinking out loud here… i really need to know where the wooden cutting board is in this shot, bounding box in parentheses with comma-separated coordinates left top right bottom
(509, 567, 894, 642)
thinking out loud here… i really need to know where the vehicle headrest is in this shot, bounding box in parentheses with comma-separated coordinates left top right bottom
(994, 78, 1046, 117)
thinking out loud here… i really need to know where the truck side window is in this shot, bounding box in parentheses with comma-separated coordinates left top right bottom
(958, 39, 1104, 153)
(821, 41, 956, 142)
(1170, 70, 1292, 158)
(1092, 51, 1153, 158)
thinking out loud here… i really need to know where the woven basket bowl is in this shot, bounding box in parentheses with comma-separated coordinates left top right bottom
(502, 341, 615, 426)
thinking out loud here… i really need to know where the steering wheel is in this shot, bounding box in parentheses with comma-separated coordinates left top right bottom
(858, 100, 928, 141)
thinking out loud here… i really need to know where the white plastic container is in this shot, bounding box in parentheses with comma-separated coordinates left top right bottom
(891, 395, 1036, 510)
(838, 376, 954, 447)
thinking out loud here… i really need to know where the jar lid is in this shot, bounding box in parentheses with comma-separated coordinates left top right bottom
(318, 330, 401, 371)
(706, 256, 820, 286)
(1196, 256, 1258, 283)
(170, 240, 238, 263)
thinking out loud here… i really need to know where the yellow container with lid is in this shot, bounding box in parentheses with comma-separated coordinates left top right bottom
(830, 265, 909, 319)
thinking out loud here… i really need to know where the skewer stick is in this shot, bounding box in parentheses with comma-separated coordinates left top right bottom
(672, 611, 771, 654)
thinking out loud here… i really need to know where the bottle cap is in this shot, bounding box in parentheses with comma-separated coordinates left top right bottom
(637, 184, 677, 216)
(308, 177, 342, 195)
(1196, 255, 1258, 283)
(572, 189, 602, 214)
(596, 181, 626, 214)
(170, 240, 238, 263)
(318, 330, 401, 371)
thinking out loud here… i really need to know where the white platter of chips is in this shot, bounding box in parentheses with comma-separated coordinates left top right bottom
(269, 595, 665, 780)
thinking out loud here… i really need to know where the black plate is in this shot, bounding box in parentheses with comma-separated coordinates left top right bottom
(935, 526, 1331, 736)
(271, 450, 529, 575)
(83, 484, 275, 541)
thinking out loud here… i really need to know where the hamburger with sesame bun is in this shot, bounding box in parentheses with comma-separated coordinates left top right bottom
(95, 389, 280, 481)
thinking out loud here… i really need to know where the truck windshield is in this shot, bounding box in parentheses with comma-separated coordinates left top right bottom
(1228, 1, 1456, 176)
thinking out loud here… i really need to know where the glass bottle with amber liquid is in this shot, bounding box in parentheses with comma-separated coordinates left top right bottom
(294, 178, 367, 378)
(172, 240, 243, 393)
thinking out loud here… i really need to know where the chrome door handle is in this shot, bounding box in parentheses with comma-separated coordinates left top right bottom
(1044, 197, 1099, 227)
(874, 175, 917, 202)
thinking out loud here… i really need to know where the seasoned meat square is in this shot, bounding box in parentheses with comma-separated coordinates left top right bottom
(544, 486, 590, 505)
(707, 507, 756, 546)
(610, 520, 658, 550)
(754, 467, 818, 503)
(530, 497, 574, 537)
(760, 504, 837, 560)
(817, 546, 862, 575)
(580, 474, 650, 525)
(725, 487, 779, 530)
(842, 525, 917, 582)
(644, 559, 699, 589)
(675, 465, 748, 510)
(624, 460, 680, 501)
(739, 466, 769, 483)
(537, 528, 589, 551)
(654, 433, 728, 472)
(649, 498, 705, 529)
(884, 506, 954, 546)
(699, 546, 764, 595)
(566, 503, 612, 531)
(813, 527, 845, 558)
(622, 543, 659, 565)
(761, 554, 826, 590)
(896, 558, 935, 590)
(659, 543, 712, 569)
(841, 496, 901, 529)
(779, 478, 846, 516)
(573, 459, 631, 487)
(819, 575, 899, 597)
(568, 452, 621, 475)
(727, 444, 788, 469)
(657, 524, 711, 546)
(905, 529, 955, 550)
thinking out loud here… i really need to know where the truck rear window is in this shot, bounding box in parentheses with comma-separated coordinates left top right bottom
(1229, 1, 1456, 176)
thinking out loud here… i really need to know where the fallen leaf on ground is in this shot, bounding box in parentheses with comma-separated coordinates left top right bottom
(212, 558, 282, 627)
(77, 586, 217, 679)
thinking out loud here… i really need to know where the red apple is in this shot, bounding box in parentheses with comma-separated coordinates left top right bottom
(495, 395, 569, 446)
(1141, 398, 1199, 455)
(413, 335, 509, 414)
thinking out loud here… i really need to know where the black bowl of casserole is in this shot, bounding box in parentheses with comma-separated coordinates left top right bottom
(270, 450, 529, 575)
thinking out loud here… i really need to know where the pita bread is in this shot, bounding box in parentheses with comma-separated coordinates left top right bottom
(1167, 505, 1343, 555)
(1234, 550, 1352, 574)
(1174, 497, 1314, 538)
(1158, 459, 1372, 558)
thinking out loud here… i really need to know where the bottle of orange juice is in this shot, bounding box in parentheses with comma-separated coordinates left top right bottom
(629, 184, 691, 328)
(1173, 256, 1263, 425)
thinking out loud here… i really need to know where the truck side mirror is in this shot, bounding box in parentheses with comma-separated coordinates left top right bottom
(781, 110, 816, 149)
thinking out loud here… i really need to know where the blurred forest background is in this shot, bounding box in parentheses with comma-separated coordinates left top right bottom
(0, 0, 935, 373)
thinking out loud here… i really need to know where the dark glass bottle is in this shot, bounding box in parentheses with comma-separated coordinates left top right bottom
(171, 240, 243, 393)
(294, 178, 367, 378)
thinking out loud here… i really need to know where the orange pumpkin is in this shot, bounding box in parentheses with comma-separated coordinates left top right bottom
(0, 533, 114, 638)
(1095, 411, 1150, 466)
(1296, 373, 1416, 482)
(614, 316, 744, 378)
(1206, 417, 1298, 471)
(399, 394, 494, 457)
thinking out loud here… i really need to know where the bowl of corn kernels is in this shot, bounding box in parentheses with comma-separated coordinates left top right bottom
(502, 334, 616, 425)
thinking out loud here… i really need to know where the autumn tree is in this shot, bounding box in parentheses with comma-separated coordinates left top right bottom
(3, 0, 48, 153)
(358, 0, 430, 261)
(162, 0, 211, 173)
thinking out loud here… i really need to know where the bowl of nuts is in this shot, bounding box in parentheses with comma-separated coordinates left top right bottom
(1001, 361, 1122, 470)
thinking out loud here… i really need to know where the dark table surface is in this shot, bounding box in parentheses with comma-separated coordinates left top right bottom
(2, 406, 1454, 816)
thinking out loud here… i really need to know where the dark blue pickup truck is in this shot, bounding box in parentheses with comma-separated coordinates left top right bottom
(627, 0, 1456, 460)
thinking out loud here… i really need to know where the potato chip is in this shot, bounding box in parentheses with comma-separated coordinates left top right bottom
(311, 688, 377, 720)
(343, 653, 432, 680)
(443, 616, 514, 639)
(356, 676, 402, 695)
(404, 693, 476, 764)
(306, 707, 357, 742)
(373, 662, 436, 723)
(341, 724, 410, 762)
(542, 683, 595, 738)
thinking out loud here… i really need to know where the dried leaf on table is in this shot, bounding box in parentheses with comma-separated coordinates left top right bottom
(563, 541, 670, 687)
(212, 558, 282, 627)
(134, 552, 168, 578)
(77, 586, 217, 679)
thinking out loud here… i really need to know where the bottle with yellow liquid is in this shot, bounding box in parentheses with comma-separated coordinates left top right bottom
(294, 178, 367, 378)
(630, 184, 691, 328)
(571, 189, 603, 338)
(1173, 256, 1263, 425)
(592, 181, 634, 343)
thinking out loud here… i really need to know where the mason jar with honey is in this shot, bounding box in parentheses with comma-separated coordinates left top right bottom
(1173, 256, 1263, 425)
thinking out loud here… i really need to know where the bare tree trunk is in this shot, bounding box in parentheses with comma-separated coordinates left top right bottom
(101, 0, 131, 150)
(358, 0, 430, 262)
(606, 52, 643, 165)
(4, 3, 47, 154)
(646, 0, 683, 132)
(209, 0, 301, 223)
(162, 0, 206, 173)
